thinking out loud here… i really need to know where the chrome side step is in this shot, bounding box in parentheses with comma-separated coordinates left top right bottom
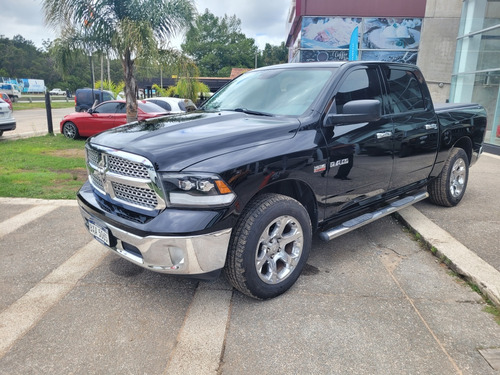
(319, 191, 429, 242)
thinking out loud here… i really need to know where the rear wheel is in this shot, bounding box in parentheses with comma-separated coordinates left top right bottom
(0, 130, 3, 137)
(62, 121, 79, 139)
(225, 194, 312, 299)
(428, 148, 469, 207)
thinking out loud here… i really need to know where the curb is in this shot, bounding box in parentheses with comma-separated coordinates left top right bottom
(397, 206, 500, 308)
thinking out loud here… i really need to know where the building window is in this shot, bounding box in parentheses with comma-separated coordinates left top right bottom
(450, 0, 500, 146)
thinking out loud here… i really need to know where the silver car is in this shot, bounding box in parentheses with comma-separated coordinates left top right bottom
(0, 98, 16, 136)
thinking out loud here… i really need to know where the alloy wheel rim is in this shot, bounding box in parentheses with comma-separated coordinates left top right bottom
(449, 158, 466, 197)
(255, 215, 303, 284)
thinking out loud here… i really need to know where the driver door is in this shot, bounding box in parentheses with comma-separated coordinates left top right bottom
(88, 102, 120, 134)
(322, 66, 394, 219)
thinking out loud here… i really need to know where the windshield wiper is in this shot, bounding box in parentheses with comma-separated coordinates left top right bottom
(233, 108, 273, 117)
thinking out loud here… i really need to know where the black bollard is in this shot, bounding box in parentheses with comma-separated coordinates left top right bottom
(45, 92, 54, 135)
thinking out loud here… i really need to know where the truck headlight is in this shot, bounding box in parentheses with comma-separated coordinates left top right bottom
(160, 173, 236, 207)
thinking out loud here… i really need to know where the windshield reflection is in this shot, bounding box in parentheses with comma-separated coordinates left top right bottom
(203, 67, 336, 116)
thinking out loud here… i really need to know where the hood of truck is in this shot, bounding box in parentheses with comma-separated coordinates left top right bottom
(88, 111, 301, 171)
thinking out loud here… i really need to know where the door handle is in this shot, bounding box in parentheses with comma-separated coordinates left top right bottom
(425, 123, 438, 130)
(376, 131, 392, 139)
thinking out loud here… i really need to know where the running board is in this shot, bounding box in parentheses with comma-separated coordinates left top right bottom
(319, 191, 429, 242)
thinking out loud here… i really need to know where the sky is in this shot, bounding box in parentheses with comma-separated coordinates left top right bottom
(0, 0, 291, 50)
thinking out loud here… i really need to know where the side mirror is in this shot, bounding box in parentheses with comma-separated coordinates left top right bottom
(325, 99, 381, 126)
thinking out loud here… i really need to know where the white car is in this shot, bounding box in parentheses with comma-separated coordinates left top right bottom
(0, 98, 16, 136)
(49, 88, 66, 96)
(144, 97, 197, 113)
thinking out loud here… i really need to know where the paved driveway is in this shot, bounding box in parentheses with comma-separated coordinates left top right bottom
(1, 197, 499, 374)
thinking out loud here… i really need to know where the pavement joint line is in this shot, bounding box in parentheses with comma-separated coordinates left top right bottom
(0, 197, 77, 206)
(383, 259, 463, 374)
(398, 205, 500, 308)
(164, 287, 233, 375)
(0, 240, 108, 359)
(0, 205, 59, 239)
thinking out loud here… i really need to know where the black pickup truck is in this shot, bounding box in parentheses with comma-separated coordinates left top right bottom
(77, 62, 486, 299)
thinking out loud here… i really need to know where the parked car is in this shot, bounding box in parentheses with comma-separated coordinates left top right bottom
(49, 88, 65, 96)
(0, 98, 16, 136)
(60, 100, 167, 139)
(144, 97, 197, 113)
(0, 83, 21, 102)
(1, 93, 13, 111)
(75, 88, 115, 112)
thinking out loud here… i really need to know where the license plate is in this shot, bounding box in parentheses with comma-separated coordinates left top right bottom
(88, 219, 110, 246)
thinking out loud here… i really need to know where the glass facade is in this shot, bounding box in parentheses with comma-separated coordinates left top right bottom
(450, 0, 500, 147)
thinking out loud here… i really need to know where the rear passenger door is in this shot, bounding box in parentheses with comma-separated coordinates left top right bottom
(383, 66, 439, 189)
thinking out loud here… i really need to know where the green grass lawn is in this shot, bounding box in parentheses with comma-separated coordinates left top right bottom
(13, 101, 75, 111)
(0, 135, 87, 199)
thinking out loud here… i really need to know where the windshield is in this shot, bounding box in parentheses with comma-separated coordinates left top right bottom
(138, 101, 166, 113)
(203, 67, 336, 116)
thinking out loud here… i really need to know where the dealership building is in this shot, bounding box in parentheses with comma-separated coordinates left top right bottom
(286, 0, 500, 151)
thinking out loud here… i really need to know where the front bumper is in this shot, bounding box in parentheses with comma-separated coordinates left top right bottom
(79, 205, 231, 276)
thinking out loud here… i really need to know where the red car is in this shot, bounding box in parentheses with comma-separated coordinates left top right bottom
(0, 93, 13, 111)
(60, 100, 167, 139)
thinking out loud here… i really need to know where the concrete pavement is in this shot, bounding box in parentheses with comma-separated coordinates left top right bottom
(1, 107, 74, 140)
(1, 197, 500, 374)
(398, 153, 500, 307)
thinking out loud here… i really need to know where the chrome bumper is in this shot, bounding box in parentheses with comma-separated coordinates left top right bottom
(79, 207, 231, 276)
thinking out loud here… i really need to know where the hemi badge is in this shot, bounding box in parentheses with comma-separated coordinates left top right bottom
(314, 164, 326, 173)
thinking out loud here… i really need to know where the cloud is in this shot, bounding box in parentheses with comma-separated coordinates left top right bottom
(0, 0, 291, 50)
(195, 0, 290, 48)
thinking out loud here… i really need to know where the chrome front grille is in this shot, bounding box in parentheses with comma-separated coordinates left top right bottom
(108, 154, 150, 179)
(112, 181, 159, 209)
(85, 144, 166, 211)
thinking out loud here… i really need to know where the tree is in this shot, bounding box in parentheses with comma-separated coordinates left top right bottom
(43, 0, 196, 122)
(154, 49, 208, 103)
(260, 42, 288, 67)
(182, 10, 258, 77)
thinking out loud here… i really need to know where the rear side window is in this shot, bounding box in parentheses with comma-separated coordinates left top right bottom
(386, 69, 425, 113)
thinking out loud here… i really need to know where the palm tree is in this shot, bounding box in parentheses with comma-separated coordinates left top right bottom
(43, 0, 196, 122)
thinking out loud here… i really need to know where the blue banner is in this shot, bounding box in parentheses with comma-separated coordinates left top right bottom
(349, 26, 359, 61)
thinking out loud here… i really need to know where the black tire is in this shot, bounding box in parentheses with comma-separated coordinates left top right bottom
(0, 130, 3, 137)
(225, 193, 312, 299)
(428, 148, 469, 207)
(62, 121, 79, 139)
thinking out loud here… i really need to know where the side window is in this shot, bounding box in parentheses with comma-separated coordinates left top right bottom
(115, 103, 126, 113)
(93, 103, 118, 113)
(386, 69, 425, 113)
(334, 68, 383, 114)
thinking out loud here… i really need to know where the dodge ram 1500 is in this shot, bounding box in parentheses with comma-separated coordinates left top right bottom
(77, 62, 486, 299)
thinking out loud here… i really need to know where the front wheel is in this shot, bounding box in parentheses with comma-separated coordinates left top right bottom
(225, 194, 312, 299)
(62, 121, 79, 139)
(428, 148, 469, 207)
